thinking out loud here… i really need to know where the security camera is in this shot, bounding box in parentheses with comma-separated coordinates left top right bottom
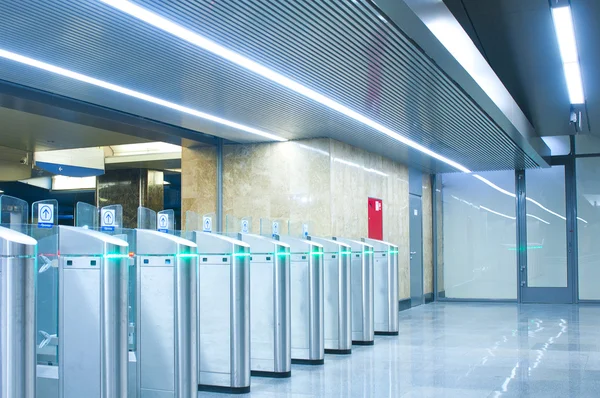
(19, 157, 28, 165)
(570, 110, 578, 124)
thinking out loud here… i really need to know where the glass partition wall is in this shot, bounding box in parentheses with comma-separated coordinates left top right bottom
(435, 145, 600, 303)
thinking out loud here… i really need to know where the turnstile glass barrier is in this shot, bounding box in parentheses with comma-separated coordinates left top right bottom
(135, 229, 197, 398)
(333, 237, 375, 345)
(362, 238, 399, 335)
(0, 226, 38, 398)
(192, 232, 251, 394)
(238, 233, 291, 377)
(307, 237, 352, 354)
(278, 236, 324, 365)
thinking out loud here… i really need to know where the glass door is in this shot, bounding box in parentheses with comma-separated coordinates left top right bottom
(520, 160, 575, 303)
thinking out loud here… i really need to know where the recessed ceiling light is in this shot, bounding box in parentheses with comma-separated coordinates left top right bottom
(101, 0, 471, 173)
(551, 6, 585, 104)
(0, 49, 286, 142)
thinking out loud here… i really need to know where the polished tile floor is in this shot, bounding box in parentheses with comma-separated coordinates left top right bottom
(200, 303, 600, 397)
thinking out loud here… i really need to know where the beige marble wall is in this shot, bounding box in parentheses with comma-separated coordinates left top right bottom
(181, 145, 217, 229)
(329, 140, 410, 300)
(422, 175, 434, 295)
(222, 139, 331, 236)
(181, 138, 428, 301)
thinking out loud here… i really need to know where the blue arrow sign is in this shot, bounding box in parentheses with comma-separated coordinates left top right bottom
(38, 204, 54, 228)
(101, 209, 116, 231)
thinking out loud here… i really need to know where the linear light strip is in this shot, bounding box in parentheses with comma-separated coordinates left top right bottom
(100, 0, 471, 173)
(0, 49, 285, 142)
(473, 173, 587, 223)
(551, 6, 585, 104)
(480, 205, 515, 220)
(526, 214, 550, 225)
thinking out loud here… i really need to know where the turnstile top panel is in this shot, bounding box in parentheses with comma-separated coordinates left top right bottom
(193, 231, 249, 254)
(279, 235, 323, 253)
(59, 225, 128, 256)
(308, 236, 351, 253)
(135, 229, 197, 256)
(239, 233, 290, 254)
(0, 225, 37, 257)
(361, 238, 398, 252)
(332, 237, 373, 253)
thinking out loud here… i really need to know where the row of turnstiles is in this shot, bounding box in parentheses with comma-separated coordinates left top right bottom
(0, 225, 399, 398)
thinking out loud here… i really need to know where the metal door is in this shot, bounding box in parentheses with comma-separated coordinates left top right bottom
(409, 194, 424, 307)
(519, 160, 576, 303)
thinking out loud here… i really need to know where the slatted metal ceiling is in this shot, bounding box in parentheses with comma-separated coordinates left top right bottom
(0, 0, 541, 172)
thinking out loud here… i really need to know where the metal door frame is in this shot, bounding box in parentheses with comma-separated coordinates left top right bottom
(517, 157, 577, 304)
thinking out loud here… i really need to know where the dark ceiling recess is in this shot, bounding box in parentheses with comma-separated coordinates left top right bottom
(0, 0, 550, 172)
(444, 0, 597, 137)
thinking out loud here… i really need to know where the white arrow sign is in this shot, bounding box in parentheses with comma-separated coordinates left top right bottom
(101, 208, 116, 231)
(272, 221, 279, 236)
(38, 204, 54, 228)
(241, 219, 249, 234)
(157, 213, 169, 232)
(203, 216, 212, 233)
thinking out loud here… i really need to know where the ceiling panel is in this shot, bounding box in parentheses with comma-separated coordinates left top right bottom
(445, 0, 598, 136)
(0, 0, 546, 172)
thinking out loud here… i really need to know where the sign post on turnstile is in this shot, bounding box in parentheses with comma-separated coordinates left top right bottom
(0, 226, 38, 398)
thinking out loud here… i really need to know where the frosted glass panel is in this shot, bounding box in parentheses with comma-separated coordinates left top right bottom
(441, 171, 517, 299)
(525, 167, 567, 287)
(576, 158, 600, 299)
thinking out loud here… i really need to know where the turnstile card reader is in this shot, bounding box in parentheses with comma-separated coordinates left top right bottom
(307, 237, 352, 354)
(278, 236, 324, 365)
(193, 232, 251, 394)
(58, 226, 129, 398)
(239, 234, 291, 377)
(332, 237, 374, 345)
(0, 226, 37, 398)
(135, 229, 198, 398)
(361, 238, 399, 335)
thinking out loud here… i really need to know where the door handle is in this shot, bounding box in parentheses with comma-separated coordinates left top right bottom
(410, 251, 417, 255)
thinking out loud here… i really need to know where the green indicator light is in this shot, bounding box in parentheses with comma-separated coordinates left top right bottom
(311, 252, 324, 256)
(508, 245, 543, 251)
(340, 251, 351, 255)
(389, 250, 399, 254)
(177, 253, 199, 258)
(104, 254, 130, 259)
(277, 252, 291, 257)
(233, 253, 251, 258)
(363, 250, 374, 255)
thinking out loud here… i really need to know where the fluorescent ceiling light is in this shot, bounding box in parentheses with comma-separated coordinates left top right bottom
(480, 205, 515, 220)
(0, 49, 285, 142)
(526, 214, 550, 225)
(551, 6, 585, 104)
(100, 0, 471, 173)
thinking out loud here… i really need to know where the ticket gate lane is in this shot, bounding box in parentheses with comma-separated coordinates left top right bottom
(279, 236, 325, 365)
(58, 226, 129, 398)
(332, 237, 375, 345)
(362, 238, 399, 335)
(135, 229, 198, 398)
(307, 237, 352, 355)
(0, 226, 37, 398)
(193, 232, 250, 393)
(239, 233, 291, 377)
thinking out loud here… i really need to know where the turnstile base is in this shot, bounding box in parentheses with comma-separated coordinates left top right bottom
(198, 384, 251, 394)
(292, 358, 324, 365)
(375, 331, 399, 336)
(251, 370, 292, 378)
(353, 340, 375, 346)
(325, 348, 352, 355)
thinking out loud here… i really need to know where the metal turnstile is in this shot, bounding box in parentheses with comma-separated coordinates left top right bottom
(0, 227, 37, 398)
(279, 236, 324, 365)
(58, 226, 129, 398)
(193, 232, 250, 393)
(307, 237, 351, 354)
(135, 229, 198, 398)
(239, 234, 291, 377)
(362, 238, 399, 335)
(332, 237, 374, 345)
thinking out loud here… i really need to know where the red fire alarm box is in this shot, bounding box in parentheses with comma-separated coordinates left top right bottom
(368, 197, 383, 240)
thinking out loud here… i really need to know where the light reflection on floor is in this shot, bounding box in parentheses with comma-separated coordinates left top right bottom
(199, 302, 600, 397)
